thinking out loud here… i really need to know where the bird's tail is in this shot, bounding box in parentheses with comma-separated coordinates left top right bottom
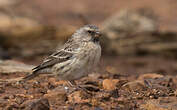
(22, 70, 40, 81)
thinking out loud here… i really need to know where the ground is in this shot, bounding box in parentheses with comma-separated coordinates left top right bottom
(0, 55, 176, 110)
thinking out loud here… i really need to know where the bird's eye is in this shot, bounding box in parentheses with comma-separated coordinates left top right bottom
(88, 30, 92, 34)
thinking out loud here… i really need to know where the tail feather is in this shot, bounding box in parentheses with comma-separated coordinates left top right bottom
(22, 70, 40, 81)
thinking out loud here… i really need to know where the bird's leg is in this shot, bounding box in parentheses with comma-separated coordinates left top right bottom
(67, 80, 92, 94)
(64, 80, 77, 93)
(60, 80, 74, 94)
(67, 80, 76, 87)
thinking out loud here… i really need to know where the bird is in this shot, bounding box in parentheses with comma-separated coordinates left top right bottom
(22, 24, 101, 87)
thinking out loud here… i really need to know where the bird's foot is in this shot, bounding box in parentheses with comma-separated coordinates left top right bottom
(66, 81, 92, 94)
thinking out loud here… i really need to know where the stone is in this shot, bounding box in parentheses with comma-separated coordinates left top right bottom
(102, 79, 119, 91)
(101, 8, 177, 57)
(44, 87, 67, 103)
(122, 80, 145, 91)
(21, 98, 50, 110)
(144, 76, 174, 89)
(102, 9, 157, 39)
(138, 73, 164, 80)
(68, 91, 88, 103)
(48, 78, 67, 86)
(0, 60, 34, 74)
(0, 10, 75, 59)
(101, 8, 158, 55)
(174, 89, 177, 97)
(140, 97, 177, 110)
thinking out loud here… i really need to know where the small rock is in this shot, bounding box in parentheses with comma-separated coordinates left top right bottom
(144, 76, 174, 90)
(48, 78, 67, 86)
(140, 100, 169, 110)
(174, 90, 177, 97)
(101, 8, 158, 55)
(122, 80, 145, 91)
(138, 73, 164, 80)
(117, 97, 126, 104)
(94, 107, 103, 110)
(140, 97, 177, 110)
(44, 87, 67, 103)
(68, 91, 88, 103)
(0, 60, 34, 74)
(102, 9, 157, 39)
(21, 98, 50, 110)
(102, 79, 119, 91)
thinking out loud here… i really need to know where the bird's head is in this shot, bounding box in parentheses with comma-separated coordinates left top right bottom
(73, 24, 101, 43)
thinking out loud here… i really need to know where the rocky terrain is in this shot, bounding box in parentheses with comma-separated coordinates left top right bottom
(0, 56, 176, 110)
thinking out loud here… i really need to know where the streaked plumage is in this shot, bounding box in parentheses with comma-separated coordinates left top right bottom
(23, 24, 101, 82)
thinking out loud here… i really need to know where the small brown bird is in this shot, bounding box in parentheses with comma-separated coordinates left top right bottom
(23, 24, 101, 86)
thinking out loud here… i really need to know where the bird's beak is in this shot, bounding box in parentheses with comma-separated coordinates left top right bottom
(95, 31, 101, 38)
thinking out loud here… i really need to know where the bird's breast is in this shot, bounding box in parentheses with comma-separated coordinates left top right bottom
(77, 42, 101, 69)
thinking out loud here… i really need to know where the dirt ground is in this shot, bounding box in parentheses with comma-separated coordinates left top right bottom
(0, 55, 176, 110)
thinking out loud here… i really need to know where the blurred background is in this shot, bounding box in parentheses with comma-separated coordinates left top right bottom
(0, 0, 177, 75)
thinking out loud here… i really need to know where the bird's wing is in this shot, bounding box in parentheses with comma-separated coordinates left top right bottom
(33, 40, 80, 72)
(22, 40, 80, 81)
(32, 50, 73, 72)
(22, 49, 74, 81)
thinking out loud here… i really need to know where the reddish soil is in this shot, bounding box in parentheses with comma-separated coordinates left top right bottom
(0, 55, 176, 109)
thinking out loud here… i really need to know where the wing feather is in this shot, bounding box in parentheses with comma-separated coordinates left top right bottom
(32, 50, 73, 71)
(22, 40, 80, 81)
